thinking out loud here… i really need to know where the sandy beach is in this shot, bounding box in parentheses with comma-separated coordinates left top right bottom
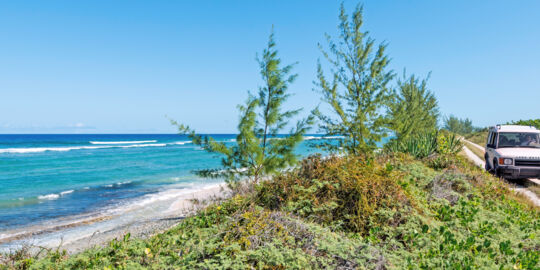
(0, 183, 229, 255)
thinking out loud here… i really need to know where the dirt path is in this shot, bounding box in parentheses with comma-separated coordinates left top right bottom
(465, 140, 486, 152)
(462, 146, 485, 168)
(461, 140, 540, 207)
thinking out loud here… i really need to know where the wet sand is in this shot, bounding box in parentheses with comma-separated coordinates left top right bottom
(0, 183, 229, 255)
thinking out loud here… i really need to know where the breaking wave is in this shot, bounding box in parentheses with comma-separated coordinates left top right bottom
(303, 135, 344, 140)
(37, 189, 75, 201)
(0, 143, 170, 154)
(89, 140, 157, 145)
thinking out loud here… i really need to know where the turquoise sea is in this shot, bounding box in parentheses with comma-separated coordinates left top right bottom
(0, 134, 335, 237)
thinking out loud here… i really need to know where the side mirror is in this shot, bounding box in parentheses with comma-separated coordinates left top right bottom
(486, 144, 494, 149)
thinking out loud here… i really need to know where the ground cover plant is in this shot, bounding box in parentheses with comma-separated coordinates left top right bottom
(3, 145, 538, 269)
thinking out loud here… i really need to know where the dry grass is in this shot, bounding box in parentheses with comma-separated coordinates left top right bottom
(463, 141, 485, 159)
(465, 130, 488, 146)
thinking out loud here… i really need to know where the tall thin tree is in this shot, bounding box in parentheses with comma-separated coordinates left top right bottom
(313, 3, 394, 155)
(173, 30, 312, 187)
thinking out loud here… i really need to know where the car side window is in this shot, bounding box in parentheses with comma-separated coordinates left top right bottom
(487, 132, 496, 148)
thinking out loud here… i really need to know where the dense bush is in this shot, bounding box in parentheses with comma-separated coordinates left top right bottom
(255, 154, 410, 234)
(385, 131, 462, 160)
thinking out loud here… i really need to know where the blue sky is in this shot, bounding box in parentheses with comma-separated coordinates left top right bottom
(1, 0, 539, 133)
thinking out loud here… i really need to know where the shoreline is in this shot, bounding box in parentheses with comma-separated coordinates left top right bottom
(0, 183, 229, 254)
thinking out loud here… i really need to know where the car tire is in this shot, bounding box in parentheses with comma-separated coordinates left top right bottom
(484, 155, 491, 172)
(493, 158, 501, 178)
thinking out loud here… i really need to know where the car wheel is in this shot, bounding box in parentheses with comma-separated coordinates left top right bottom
(484, 155, 491, 172)
(493, 158, 501, 178)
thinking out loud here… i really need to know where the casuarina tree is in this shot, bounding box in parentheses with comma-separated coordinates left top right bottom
(172, 30, 312, 188)
(313, 3, 394, 155)
(388, 72, 439, 141)
(443, 115, 475, 135)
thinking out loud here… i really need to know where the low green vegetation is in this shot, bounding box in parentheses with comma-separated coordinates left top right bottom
(3, 147, 538, 269)
(509, 119, 540, 129)
(385, 131, 462, 169)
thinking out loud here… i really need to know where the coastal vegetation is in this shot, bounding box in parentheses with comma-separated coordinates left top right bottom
(3, 144, 538, 269)
(387, 73, 439, 141)
(443, 115, 478, 136)
(312, 4, 394, 155)
(172, 31, 312, 187)
(2, 3, 539, 270)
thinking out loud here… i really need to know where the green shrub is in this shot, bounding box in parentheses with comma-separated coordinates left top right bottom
(509, 119, 540, 129)
(385, 131, 462, 160)
(255, 154, 410, 234)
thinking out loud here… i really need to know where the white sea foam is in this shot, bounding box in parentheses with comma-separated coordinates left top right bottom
(170, 141, 192, 145)
(60, 190, 74, 196)
(89, 140, 157, 145)
(303, 135, 344, 140)
(323, 135, 345, 139)
(121, 143, 167, 148)
(116, 181, 132, 186)
(0, 142, 168, 154)
(37, 190, 73, 200)
(0, 145, 109, 154)
(0, 139, 230, 154)
(0, 231, 28, 242)
(38, 194, 60, 200)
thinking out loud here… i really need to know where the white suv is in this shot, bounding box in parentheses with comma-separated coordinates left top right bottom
(485, 125, 540, 179)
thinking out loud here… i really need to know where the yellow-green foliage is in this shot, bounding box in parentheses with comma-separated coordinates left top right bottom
(2, 153, 539, 269)
(255, 154, 410, 234)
